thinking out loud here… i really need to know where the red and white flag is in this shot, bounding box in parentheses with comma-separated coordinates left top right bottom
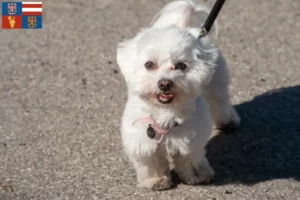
(22, 2, 42, 16)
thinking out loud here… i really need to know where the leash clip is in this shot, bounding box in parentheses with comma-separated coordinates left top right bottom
(198, 0, 226, 38)
(199, 27, 208, 38)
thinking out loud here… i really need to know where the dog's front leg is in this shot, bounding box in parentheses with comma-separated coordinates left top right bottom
(130, 147, 172, 191)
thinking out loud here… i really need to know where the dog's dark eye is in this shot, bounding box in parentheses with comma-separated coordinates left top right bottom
(175, 62, 187, 70)
(145, 61, 155, 70)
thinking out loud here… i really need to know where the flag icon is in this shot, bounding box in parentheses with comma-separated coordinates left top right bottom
(2, 2, 42, 29)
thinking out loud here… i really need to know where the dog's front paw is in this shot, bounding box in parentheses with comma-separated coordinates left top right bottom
(139, 176, 172, 191)
(152, 176, 172, 191)
(177, 163, 215, 185)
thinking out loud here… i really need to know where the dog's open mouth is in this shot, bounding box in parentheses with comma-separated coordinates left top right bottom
(157, 91, 174, 104)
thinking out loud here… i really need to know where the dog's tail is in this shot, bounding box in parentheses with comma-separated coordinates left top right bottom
(150, 0, 218, 38)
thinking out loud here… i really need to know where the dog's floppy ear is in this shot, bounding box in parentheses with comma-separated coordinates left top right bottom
(116, 38, 138, 83)
(117, 29, 148, 83)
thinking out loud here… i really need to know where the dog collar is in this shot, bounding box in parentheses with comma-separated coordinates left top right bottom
(132, 116, 179, 143)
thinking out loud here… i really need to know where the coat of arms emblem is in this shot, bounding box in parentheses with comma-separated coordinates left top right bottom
(7, 3, 17, 15)
(28, 16, 37, 28)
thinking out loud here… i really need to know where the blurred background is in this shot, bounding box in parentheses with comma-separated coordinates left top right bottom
(0, 0, 299, 199)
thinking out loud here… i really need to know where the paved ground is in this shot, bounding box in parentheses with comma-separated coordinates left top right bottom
(1, 0, 300, 199)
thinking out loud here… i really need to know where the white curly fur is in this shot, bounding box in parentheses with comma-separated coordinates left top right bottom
(116, 0, 240, 190)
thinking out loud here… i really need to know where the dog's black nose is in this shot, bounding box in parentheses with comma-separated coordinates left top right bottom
(158, 79, 174, 91)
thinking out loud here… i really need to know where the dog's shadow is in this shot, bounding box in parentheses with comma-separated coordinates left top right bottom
(205, 85, 300, 185)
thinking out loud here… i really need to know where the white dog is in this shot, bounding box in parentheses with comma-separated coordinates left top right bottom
(116, 0, 240, 190)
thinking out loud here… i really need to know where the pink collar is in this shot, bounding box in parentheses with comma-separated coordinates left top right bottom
(132, 116, 169, 143)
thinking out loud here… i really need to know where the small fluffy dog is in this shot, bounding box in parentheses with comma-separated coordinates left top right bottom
(116, 0, 240, 190)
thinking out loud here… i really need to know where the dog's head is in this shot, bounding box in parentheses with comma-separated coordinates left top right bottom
(117, 1, 218, 108)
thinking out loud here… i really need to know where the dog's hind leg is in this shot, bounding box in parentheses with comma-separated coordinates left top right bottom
(173, 148, 215, 185)
(203, 53, 240, 131)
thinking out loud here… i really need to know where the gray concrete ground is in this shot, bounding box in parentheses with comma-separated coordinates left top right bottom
(1, 0, 300, 199)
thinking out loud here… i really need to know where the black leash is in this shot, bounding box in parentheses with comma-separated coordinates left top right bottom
(198, 0, 226, 38)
